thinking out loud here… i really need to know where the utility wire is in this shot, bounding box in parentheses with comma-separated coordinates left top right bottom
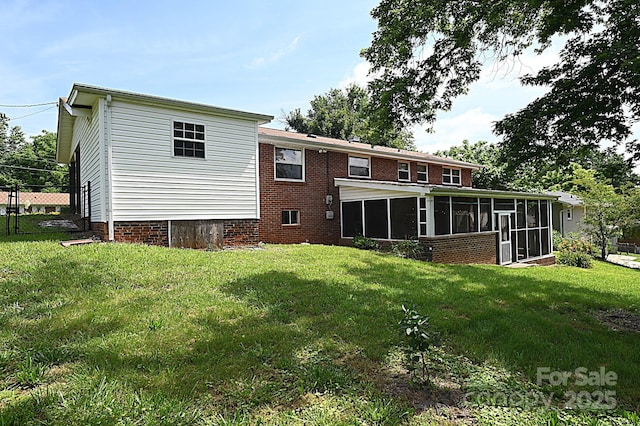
(0, 164, 68, 173)
(8, 105, 57, 121)
(0, 101, 57, 108)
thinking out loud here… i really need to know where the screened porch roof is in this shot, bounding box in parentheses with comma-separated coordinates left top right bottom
(334, 178, 558, 201)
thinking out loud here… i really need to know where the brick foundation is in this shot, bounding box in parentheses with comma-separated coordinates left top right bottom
(114, 221, 169, 246)
(91, 222, 108, 241)
(90, 219, 259, 248)
(422, 232, 498, 264)
(223, 219, 259, 246)
(522, 255, 556, 266)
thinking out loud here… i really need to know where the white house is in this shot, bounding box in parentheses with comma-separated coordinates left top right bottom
(56, 83, 273, 248)
(548, 191, 585, 237)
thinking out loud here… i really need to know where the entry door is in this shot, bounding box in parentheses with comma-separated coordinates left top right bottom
(499, 213, 512, 265)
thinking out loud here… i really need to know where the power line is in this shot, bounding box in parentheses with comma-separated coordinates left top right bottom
(8, 105, 57, 121)
(0, 164, 68, 174)
(0, 101, 57, 108)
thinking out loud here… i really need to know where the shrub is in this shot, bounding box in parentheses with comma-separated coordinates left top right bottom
(352, 235, 379, 251)
(552, 230, 563, 249)
(398, 305, 440, 386)
(556, 250, 593, 268)
(556, 233, 593, 268)
(392, 240, 424, 259)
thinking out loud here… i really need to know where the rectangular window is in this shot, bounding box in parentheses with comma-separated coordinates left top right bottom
(275, 147, 303, 180)
(342, 201, 363, 237)
(567, 207, 573, 221)
(419, 197, 427, 236)
(365, 199, 388, 239)
(434, 196, 451, 235)
(528, 229, 541, 258)
(516, 200, 526, 229)
(442, 167, 461, 185)
(349, 156, 370, 177)
(540, 200, 549, 227)
(281, 210, 299, 225)
(452, 197, 478, 234)
(479, 198, 492, 231)
(390, 198, 417, 239)
(517, 230, 527, 260)
(417, 164, 428, 182)
(494, 198, 515, 211)
(173, 121, 205, 158)
(527, 200, 539, 228)
(398, 162, 410, 181)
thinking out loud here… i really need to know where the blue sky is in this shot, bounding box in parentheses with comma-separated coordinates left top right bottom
(1, 0, 637, 160)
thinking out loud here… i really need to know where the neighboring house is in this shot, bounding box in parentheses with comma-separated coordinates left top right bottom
(0, 192, 69, 215)
(56, 83, 556, 265)
(547, 191, 585, 237)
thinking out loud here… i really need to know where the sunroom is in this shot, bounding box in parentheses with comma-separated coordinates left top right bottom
(335, 179, 556, 265)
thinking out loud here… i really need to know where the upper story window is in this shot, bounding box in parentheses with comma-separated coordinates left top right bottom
(417, 164, 428, 182)
(398, 162, 410, 181)
(275, 147, 304, 181)
(442, 167, 461, 185)
(173, 121, 205, 158)
(349, 156, 370, 178)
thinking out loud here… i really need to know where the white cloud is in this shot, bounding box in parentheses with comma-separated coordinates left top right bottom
(412, 108, 498, 153)
(250, 36, 301, 68)
(338, 61, 377, 88)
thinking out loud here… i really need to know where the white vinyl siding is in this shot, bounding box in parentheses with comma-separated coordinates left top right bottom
(109, 101, 259, 221)
(73, 101, 104, 221)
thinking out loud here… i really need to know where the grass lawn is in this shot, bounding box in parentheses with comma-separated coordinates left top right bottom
(1, 230, 640, 424)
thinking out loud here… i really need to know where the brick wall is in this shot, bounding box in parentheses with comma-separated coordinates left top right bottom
(91, 222, 108, 241)
(462, 168, 472, 187)
(422, 232, 497, 264)
(114, 221, 169, 246)
(523, 255, 556, 266)
(259, 144, 342, 245)
(429, 164, 443, 185)
(223, 219, 259, 246)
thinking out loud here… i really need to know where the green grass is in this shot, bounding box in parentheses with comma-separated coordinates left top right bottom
(1, 238, 639, 424)
(0, 214, 76, 243)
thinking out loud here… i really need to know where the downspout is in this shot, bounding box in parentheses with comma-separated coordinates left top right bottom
(105, 94, 115, 241)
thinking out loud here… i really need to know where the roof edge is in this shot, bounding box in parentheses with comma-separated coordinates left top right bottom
(69, 83, 274, 124)
(258, 129, 482, 170)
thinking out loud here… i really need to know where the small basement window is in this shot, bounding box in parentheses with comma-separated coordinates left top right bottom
(442, 167, 461, 185)
(173, 121, 205, 158)
(398, 162, 410, 181)
(417, 164, 428, 182)
(281, 210, 300, 225)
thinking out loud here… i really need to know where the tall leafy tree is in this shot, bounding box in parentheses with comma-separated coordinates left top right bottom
(571, 167, 629, 260)
(0, 128, 67, 192)
(362, 0, 640, 167)
(435, 140, 509, 190)
(282, 84, 414, 149)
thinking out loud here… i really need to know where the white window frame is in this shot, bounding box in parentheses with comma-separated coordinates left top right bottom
(348, 155, 371, 178)
(418, 197, 428, 236)
(281, 210, 300, 226)
(442, 167, 461, 185)
(417, 164, 428, 183)
(172, 120, 206, 159)
(398, 161, 410, 181)
(274, 146, 305, 182)
(566, 207, 573, 221)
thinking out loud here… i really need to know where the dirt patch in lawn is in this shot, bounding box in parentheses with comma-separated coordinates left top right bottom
(594, 309, 640, 333)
